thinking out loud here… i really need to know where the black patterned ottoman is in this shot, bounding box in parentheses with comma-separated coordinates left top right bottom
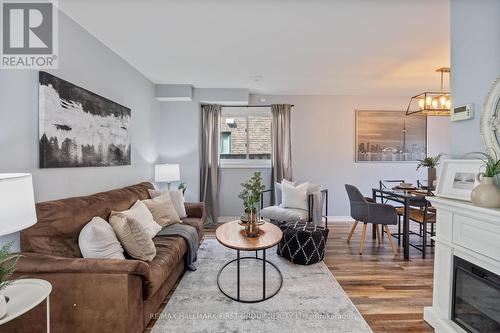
(277, 221, 329, 265)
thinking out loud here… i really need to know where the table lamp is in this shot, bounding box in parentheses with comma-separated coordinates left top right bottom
(155, 164, 180, 190)
(0, 174, 37, 236)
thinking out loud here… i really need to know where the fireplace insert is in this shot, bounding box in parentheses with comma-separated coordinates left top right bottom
(452, 256, 500, 333)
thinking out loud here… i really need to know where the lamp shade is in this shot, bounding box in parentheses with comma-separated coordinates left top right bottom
(155, 164, 180, 183)
(0, 174, 37, 236)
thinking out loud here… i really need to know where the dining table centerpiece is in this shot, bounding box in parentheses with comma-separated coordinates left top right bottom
(416, 153, 443, 188)
(238, 171, 265, 237)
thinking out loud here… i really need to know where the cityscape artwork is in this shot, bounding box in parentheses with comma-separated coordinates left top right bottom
(355, 110, 426, 162)
(39, 72, 131, 168)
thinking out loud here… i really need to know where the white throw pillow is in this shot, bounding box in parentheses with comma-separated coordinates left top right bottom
(117, 200, 161, 238)
(274, 179, 296, 205)
(148, 189, 187, 219)
(281, 182, 309, 210)
(79, 217, 125, 259)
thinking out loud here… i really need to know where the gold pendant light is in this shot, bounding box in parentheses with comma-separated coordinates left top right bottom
(406, 67, 451, 116)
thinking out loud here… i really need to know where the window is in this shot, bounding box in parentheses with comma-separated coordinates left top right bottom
(220, 107, 271, 167)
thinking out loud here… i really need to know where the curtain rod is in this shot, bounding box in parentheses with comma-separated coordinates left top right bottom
(202, 104, 294, 108)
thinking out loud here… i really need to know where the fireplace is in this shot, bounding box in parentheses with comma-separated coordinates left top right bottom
(452, 256, 500, 333)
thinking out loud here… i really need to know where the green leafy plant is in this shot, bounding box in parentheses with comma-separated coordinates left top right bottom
(177, 182, 187, 195)
(238, 172, 265, 212)
(416, 153, 443, 170)
(0, 242, 21, 292)
(475, 150, 500, 178)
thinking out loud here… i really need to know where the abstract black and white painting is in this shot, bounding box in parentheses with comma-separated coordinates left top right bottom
(355, 110, 427, 162)
(39, 72, 131, 168)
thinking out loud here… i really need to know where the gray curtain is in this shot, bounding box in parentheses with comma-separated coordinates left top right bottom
(200, 104, 221, 226)
(271, 104, 293, 189)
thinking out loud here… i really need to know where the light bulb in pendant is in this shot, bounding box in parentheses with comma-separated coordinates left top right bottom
(431, 99, 438, 108)
(446, 100, 451, 109)
(426, 96, 432, 106)
(418, 99, 425, 109)
(440, 96, 447, 106)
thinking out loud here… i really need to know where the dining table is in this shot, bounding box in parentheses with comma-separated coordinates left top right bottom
(372, 187, 430, 260)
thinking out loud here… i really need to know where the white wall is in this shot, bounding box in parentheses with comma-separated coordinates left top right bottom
(159, 94, 452, 218)
(450, 0, 500, 155)
(248, 94, 452, 217)
(0, 12, 160, 250)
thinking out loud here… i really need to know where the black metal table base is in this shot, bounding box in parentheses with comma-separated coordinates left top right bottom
(217, 249, 283, 303)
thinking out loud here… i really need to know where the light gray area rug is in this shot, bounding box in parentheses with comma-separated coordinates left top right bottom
(152, 239, 372, 333)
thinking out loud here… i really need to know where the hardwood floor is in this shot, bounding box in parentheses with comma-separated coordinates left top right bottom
(146, 221, 434, 333)
(326, 221, 434, 333)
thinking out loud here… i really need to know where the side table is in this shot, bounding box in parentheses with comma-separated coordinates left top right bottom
(0, 279, 52, 332)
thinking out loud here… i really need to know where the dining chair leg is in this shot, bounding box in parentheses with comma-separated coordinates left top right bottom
(347, 221, 358, 242)
(430, 223, 435, 246)
(397, 217, 401, 245)
(422, 220, 427, 259)
(359, 223, 367, 255)
(375, 224, 382, 244)
(384, 225, 398, 257)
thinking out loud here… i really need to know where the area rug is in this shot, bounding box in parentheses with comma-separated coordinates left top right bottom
(152, 239, 372, 333)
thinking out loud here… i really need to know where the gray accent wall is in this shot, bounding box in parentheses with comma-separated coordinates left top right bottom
(0, 11, 160, 250)
(450, 0, 500, 155)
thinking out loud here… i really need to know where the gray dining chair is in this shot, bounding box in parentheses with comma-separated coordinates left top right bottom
(345, 184, 398, 256)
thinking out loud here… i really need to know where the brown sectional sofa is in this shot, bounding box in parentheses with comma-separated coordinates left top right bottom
(1, 182, 204, 333)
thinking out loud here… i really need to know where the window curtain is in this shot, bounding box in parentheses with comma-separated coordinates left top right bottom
(271, 104, 293, 190)
(200, 104, 221, 226)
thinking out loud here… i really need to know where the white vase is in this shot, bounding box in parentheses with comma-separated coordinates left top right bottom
(471, 176, 500, 208)
(0, 294, 7, 319)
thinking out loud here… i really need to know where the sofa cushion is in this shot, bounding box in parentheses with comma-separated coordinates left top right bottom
(149, 189, 187, 219)
(109, 213, 157, 261)
(143, 236, 187, 299)
(116, 200, 162, 238)
(260, 205, 308, 223)
(22, 182, 155, 257)
(181, 217, 204, 241)
(78, 217, 125, 259)
(142, 193, 181, 227)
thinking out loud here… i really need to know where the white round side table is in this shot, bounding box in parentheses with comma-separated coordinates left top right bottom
(0, 279, 52, 332)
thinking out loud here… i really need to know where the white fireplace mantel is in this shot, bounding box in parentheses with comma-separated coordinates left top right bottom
(424, 196, 500, 333)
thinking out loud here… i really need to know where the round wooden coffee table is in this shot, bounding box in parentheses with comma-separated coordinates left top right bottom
(215, 220, 283, 303)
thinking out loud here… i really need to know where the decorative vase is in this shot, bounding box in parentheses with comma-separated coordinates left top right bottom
(471, 175, 500, 208)
(427, 167, 437, 189)
(0, 294, 7, 319)
(245, 209, 260, 238)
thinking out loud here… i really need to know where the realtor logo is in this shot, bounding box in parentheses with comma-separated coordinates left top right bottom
(1, 1, 58, 69)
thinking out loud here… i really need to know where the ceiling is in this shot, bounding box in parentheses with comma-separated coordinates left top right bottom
(59, 0, 450, 96)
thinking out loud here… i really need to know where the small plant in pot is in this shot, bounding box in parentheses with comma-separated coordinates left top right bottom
(238, 172, 265, 237)
(416, 154, 443, 189)
(0, 242, 22, 318)
(470, 150, 500, 208)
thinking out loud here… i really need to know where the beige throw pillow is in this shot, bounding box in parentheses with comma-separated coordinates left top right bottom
(78, 217, 125, 259)
(109, 213, 156, 261)
(142, 192, 181, 227)
(148, 189, 187, 219)
(117, 200, 161, 238)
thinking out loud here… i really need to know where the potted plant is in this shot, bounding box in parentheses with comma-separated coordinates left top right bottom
(177, 182, 187, 195)
(238, 172, 265, 237)
(471, 150, 500, 208)
(0, 242, 22, 319)
(416, 154, 443, 188)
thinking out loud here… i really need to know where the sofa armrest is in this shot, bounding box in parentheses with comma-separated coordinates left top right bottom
(15, 252, 150, 277)
(184, 202, 204, 219)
